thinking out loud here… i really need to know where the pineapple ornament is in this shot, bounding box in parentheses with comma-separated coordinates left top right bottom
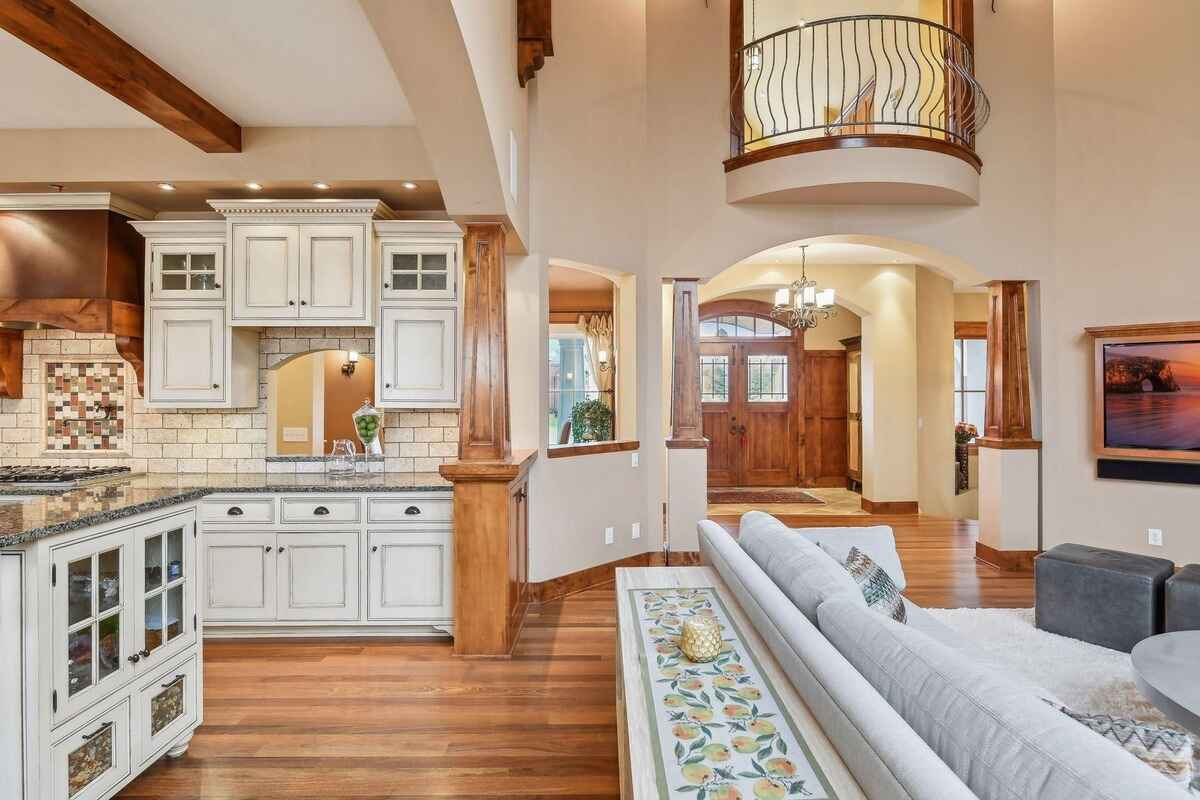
(352, 399, 384, 457)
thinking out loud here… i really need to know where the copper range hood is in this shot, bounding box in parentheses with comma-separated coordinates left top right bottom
(0, 196, 148, 398)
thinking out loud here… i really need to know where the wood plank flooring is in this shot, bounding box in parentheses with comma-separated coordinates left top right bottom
(117, 514, 1032, 799)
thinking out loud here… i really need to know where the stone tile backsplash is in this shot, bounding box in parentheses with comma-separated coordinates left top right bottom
(0, 328, 458, 474)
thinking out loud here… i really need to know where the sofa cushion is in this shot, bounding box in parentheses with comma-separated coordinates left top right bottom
(839, 545, 907, 623)
(798, 525, 907, 591)
(817, 594, 1185, 800)
(1045, 700, 1194, 788)
(738, 511, 864, 624)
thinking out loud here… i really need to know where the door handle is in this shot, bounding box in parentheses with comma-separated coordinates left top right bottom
(81, 721, 113, 741)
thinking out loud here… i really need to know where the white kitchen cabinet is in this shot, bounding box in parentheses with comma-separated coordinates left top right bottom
(212, 199, 387, 327)
(131, 517, 195, 673)
(380, 242, 456, 301)
(277, 531, 359, 621)
(367, 530, 453, 621)
(377, 306, 458, 407)
(134, 653, 199, 768)
(130, 220, 227, 306)
(145, 307, 257, 409)
(201, 532, 277, 622)
(49, 697, 132, 800)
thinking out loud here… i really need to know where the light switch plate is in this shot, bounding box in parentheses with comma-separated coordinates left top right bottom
(1148, 528, 1163, 546)
(282, 427, 308, 442)
(631, 452, 639, 468)
(604, 527, 615, 545)
(632, 522, 641, 540)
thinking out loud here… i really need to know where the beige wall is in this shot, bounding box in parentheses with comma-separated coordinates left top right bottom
(915, 268, 960, 518)
(274, 356, 317, 456)
(954, 292, 989, 322)
(1042, 0, 1200, 563)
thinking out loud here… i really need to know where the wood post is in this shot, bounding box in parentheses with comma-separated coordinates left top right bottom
(0, 329, 22, 399)
(667, 279, 706, 448)
(979, 280, 1038, 447)
(458, 224, 511, 463)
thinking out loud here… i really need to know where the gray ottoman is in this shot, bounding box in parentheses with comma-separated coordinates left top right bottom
(1035, 543, 1174, 652)
(1166, 564, 1200, 632)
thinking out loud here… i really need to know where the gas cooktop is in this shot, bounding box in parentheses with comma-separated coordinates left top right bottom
(0, 465, 138, 490)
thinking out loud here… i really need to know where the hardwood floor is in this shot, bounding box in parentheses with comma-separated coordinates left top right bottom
(117, 514, 1031, 799)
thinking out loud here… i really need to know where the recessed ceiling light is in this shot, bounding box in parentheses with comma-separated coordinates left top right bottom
(157, 183, 176, 192)
(401, 181, 418, 190)
(246, 182, 263, 191)
(312, 182, 330, 190)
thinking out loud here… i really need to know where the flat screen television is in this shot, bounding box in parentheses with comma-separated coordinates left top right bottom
(1094, 332, 1200, 460)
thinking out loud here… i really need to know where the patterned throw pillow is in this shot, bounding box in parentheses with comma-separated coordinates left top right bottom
(1045, 700, 1195, 788)
(840, 545, 906, 623)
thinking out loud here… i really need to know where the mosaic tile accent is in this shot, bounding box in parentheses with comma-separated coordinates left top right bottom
(44, 361, 127, 452)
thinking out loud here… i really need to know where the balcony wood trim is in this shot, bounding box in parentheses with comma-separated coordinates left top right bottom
(724, 133, 982, 174)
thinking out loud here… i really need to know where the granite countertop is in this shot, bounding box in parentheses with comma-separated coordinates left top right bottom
(0, 472, 451, 548)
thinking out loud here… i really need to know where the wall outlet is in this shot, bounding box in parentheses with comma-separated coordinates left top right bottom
(1148, 528, 1163, 546)
(604, 526, 615, 545)
(631, 452, 639, 468)
(631, 522, 641, 540)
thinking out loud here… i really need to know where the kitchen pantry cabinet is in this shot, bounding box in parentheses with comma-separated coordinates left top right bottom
(374, 221, 464, 409)
(144, 307, 257, 409)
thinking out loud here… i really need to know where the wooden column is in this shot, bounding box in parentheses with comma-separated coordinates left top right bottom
(667, 279, 706, 449)
(979, 280, 1038, 447)
(0, 329, 22, 399)
(440, 222, 535, 657)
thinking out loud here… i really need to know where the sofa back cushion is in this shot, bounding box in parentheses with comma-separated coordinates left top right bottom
(817, 595, 1184, 800)
(738, 511, 863, 624)
(797, 525, 907, 591)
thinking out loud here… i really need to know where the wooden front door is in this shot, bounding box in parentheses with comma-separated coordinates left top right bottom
(701, 338, 798, 487)
(803, 350, 849, 486)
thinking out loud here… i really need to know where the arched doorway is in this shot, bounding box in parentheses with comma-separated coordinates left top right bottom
(698, 298, 849, 489)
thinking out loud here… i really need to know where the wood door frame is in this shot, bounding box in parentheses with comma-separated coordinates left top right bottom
(698, 299, 805, 486)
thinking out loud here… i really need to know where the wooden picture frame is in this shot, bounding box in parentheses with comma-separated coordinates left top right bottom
(1086, 321, 1200, 462)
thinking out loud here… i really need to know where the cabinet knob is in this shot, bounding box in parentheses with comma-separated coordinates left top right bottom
(313, 506, 330, 516)
(138, 649, 151, 658)
(227, 506, 244, 516)
(127, 653, 141, 664)
(264, 545, 272, 553)
(384, 383, 392, 389)
(371, 545, 379, 553)
(277, 545, 286, 552)
(288, 300, 296, 306)
(383, 282, 390, 289)
(214, 282, 221, 288)
(300, 300, 308, 306)
(212, 383, 220, 389)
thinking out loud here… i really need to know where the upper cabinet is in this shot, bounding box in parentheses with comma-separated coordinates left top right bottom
(130, 221, 226, 304)
(210, 199, 390, 327)
(381, 242, 457, 301)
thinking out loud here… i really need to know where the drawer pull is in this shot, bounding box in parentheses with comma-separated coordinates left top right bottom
(404, 505, 421, 516)
(313, 506, 330, 516)
(226, 506, 244, 516)
(161, 674, 185, 688)
(81, 721, 113, 741)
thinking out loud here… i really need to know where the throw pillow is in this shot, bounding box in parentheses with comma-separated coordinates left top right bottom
(838, 545, 906, 623)
(1045, 700, 1195, 788)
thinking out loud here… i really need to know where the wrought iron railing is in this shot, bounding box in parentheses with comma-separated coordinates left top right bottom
(731, 15, 990, 159)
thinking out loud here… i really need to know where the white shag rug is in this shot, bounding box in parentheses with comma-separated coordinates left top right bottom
(925, 607, 1177, 730)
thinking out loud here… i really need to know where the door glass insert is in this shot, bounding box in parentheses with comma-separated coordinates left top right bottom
(142, 527, 186, 654)
(151, 676, 186, 736)
(96, 614, 120, 682)
(67, 723, 114, 798)
(747, 355, 788, 402)
(144, 594, 164, 652)
(144, 534, 163, 592)
(68, 556, 92, 625)
(97, 549, 120, 614)
(160, 254, 186, 272)
(165, 585, 184, 643)
(65, 545, 123, 697)
(158, 251, 217, 293)
(67, 627, 94, 696)
(390, 251, 450, 293)
(700, 355, 729, 403)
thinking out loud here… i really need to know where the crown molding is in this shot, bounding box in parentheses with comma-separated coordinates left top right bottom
(0, 193, 153, 220)
(374, 219, 463, 237)
(128, 219, 227, 238)
(207, 198, 394, 218)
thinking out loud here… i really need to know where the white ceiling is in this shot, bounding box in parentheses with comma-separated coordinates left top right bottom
(0, 0, 413, 129)
(744, 242, 925, 266)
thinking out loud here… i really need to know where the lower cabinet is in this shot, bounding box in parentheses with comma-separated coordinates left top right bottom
(202, 532, 277, 621)
(51, 697, 132, 800)
(367, 530, 453, 620)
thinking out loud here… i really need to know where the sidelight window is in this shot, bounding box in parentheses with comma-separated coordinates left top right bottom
(747, 355, 788, 402)
(700, 356, 729, 403)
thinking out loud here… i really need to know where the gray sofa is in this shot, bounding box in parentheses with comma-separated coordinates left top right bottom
(697, 513, 1186, 800)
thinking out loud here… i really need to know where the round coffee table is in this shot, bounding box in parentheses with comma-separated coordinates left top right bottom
(1131, 631, 1200, 734)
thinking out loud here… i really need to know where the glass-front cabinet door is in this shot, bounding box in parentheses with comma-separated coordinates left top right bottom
(52, 533, 131, 725)
(151, 244, 224, 301)
(380, 244, 457, 301)
(133, 516, 196, 671)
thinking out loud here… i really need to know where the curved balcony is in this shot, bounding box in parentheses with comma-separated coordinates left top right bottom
(726, 15, 990, 204)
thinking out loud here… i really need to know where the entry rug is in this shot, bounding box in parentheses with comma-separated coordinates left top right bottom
(630, 587, 837, 799)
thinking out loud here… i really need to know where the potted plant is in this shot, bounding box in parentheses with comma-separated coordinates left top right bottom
(570, 399, 613, 443)
(954, 422, 978, 494)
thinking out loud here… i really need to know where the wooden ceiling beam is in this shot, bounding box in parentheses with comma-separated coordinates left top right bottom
(0, 0, 241, 153)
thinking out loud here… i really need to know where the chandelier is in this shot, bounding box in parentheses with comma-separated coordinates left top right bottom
(771, 245, 837, 330)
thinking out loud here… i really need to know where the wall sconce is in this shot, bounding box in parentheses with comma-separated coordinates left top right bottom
(342, 350, 359, 377)
(598, 349, 611, 372)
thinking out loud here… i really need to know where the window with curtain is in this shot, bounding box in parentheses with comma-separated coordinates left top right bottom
(954, 337, 987, 438)
(548, 328, 600, 443)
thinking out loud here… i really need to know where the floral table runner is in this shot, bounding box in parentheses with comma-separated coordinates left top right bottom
(629, 587, 837, 800)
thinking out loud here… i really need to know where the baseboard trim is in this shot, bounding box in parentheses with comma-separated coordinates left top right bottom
(975, 541, 1037, 572)
(203, 624, 453, 639)
(528, 550, 705, 603)
(860, 498, 919, 514)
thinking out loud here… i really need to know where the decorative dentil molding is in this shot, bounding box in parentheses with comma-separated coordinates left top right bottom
(207, 199, 394, 219)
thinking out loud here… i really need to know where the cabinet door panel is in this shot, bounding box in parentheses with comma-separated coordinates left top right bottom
(135, 653, 198, 766)
(380, 243, 457, 301)
(148, 308, 224, 404)
(50, 697, 132, 800)
(277, 532, 359, 621)
(151, 244, 224, 301)
(299, 225, 365, 319)
(232, 225, 298, 320)
(367, 530, 453, 620)
(378, 307, 457, 405)
(202, 532, 276, 621)
(132, 514, 195, 673)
